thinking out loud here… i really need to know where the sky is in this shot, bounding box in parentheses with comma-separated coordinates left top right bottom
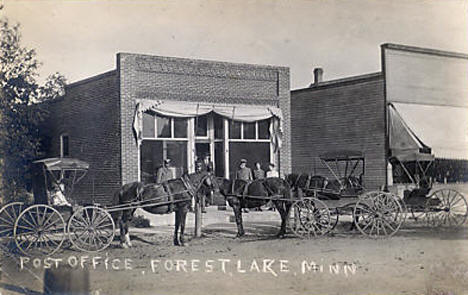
(2, 0, 468, 89)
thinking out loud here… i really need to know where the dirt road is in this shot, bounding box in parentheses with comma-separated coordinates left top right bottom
(1, 220, 468, 295)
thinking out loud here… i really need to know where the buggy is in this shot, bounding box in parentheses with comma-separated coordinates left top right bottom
(288, 151, 404, 238)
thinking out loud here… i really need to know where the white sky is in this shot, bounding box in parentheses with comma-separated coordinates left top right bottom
(2, 0, 467, 89)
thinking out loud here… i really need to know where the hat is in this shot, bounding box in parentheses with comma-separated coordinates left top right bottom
(269, 163, 275, 167)
(240, 159, 247, 163)
(164, 158, 171, 164)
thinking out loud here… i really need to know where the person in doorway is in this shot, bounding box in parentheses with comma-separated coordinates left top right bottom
(236, 159, 253, 213)
(201, 153, 214, 173)
(155, 158, 173, 184)
(266, 163, 279, 178)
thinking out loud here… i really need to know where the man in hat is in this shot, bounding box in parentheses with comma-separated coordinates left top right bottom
(201, 153, 214, 173)
(236, 159, 253, 213)
(155, 158, 173, 184)
(236, 159, 253, 181)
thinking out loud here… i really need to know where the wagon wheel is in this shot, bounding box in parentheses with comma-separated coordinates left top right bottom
(290, 198, 332, 238)
(327, 207, 340, 233)
(0, 202, 24, 238)
(353, 191, 404, 238)
(13, 204, 66, 256)
(424, 189, 468, 228)
(68, 206, 115, 252)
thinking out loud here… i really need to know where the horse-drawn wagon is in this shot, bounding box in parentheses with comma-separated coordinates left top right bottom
(287, 151, 405, 238)
(391, 151, 468, 228)
(0, 157, 115, 256)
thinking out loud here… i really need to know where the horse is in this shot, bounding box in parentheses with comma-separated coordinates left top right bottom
(212, 177, 294, 238)
(112, 171, 215, 248)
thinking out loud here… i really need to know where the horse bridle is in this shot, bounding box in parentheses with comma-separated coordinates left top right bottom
(182, 172, 219, 199)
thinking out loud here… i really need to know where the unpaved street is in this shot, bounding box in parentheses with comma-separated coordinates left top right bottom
(1, 219, 468, 295)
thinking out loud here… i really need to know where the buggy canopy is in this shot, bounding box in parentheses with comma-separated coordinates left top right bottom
(319, 150, 364, 161)
(33, 157, 90, 171)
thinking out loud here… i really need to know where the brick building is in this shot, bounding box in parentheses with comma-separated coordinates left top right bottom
(41, 53, 291, 204)
(291, 43, 468, 189)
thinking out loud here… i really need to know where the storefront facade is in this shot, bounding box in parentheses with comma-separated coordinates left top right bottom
(120, 53, 291, 186)
(42, 53, 291, 204)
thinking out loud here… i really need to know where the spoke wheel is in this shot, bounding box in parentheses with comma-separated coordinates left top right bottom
(290, 198, 332, 238)
(0, 202, 24, 251)
(68, 206, 115, 252)
(14, 205, 65, 256)
(424, 189, 468, 228)
(327, 208, 339, 233)
(353, 191, 404, 238)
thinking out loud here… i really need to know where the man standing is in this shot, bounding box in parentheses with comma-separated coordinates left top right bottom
(236, 159, 253, 213)
(236, 159, 253, 181)
(201, 153, 214, 173)
(156, 159, 173, 184)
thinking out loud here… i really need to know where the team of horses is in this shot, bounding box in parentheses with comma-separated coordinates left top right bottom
(112, 172, 306, 248)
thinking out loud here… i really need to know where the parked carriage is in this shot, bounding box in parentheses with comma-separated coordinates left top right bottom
(391, 152, 468, 227)
(287, 151, 405, 238)
(0, 157, 115, 256)
(0, 157, 215, 256)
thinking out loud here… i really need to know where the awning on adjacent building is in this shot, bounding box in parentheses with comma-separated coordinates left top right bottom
(389, 102, 468, 160)
(133, 99, 283, 150)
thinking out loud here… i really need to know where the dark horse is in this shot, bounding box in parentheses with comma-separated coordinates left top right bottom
(213, 177, 294, 238)
(113, 171, 214, 247)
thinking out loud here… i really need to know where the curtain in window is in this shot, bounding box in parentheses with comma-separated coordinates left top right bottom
(133, 100, 283, 151)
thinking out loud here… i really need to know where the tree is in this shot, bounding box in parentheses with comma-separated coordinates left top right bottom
(0, 18, 66, 203)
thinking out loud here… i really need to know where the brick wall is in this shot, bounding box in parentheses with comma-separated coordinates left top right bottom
(118, 53, 291, 184)
(42, 71, 121, 205)
(291, 74, 386, 189)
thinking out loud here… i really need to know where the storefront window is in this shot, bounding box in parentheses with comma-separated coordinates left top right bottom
(140, 140, 187, 184)
(142, 112, 155, 137)
(258, 120, 270, 139)
(157, 116, 171, 138)
(243, 122, 256, 139)
(229, 120, 242, 139)
(229, 142, 270, 179)
(174, 118, 188, 138)
(214, 114, 224, 139)
(196, 115, 208, 137)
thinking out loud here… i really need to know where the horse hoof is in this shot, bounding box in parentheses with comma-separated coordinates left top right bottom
(120, 243, 129, 249)
(276, 233, 285, 239)
(174, 240, 180, 246)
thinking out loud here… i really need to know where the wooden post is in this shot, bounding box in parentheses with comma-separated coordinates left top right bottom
(194, 196, 202, 237)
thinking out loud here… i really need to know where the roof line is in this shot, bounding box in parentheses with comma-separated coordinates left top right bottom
(381, 43, 468, 60)
(66, 69, 117, 88)
(292, 72, 383, 92)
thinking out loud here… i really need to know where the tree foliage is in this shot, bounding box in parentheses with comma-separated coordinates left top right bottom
(0, 18, 66, 203)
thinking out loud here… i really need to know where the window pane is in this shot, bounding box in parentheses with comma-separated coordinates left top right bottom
(214, 114, 224, 139)
(140, 141, 163, 184)
(166, 141, 188, 178)
(258, 120, 270, 139)
(61, 136, 69, 157)
(174, 118, 187, 138)
(229, 120, 241, 139)
(229, 142, 270, 179)
(156, 115, 171, 138)
(142, 112, 155, 138)
(243, 122, 256, 139)
(195, 115, 207, 137)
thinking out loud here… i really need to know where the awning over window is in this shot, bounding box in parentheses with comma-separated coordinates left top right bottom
(133, 99, 283, 150)
(389, 102, 468, 160)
